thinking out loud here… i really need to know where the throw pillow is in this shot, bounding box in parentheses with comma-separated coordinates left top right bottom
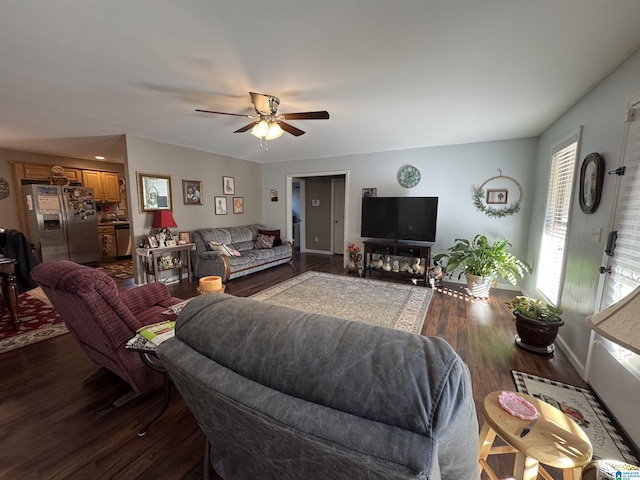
(258, 229, 282, 246)
(254, 233, 275, 249)
(207, 241, 234, 256)
(226, 245, 242, 256)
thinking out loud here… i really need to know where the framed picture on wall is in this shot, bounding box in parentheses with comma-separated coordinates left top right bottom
(486, 189, 508, 204)
(233, 197, 244, 214)
(182, 180, 203, 205)
(579, 152, 604, 214)
(223, 176, 235, 195)
(137, 172, 172, 212)
(362, 187, 377, 197)
(215, 196, 228, 215)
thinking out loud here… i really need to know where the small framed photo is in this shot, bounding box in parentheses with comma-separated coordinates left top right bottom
(362, 187, 377, 197)
(178, 231, 192, 244)
(270, 188, 278, 202)
(215, 196, 228, 215)
(233, 197, 244, 214)
(486, 189, 508, 204)
(223, 176, 235, 195)
(183, 180, 203, 205)
(165, 239, 177, 247)
(579, 152, 604, 214)
(147, 235, 159, 248)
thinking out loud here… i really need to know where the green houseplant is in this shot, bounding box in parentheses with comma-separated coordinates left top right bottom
(506, 296, 564, 354)
(433, 235, 531, 298)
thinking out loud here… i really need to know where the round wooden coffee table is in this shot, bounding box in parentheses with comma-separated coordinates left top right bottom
(478, 391, 593, 480)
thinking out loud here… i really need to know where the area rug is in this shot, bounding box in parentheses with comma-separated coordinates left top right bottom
(512, 370, 639, 464)
(0, 289, 67, 354)
(96, 260, 134, 280)
(250, 271, 433, 334)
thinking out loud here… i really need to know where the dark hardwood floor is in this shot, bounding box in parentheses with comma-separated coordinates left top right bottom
(0, 253, 588, 479)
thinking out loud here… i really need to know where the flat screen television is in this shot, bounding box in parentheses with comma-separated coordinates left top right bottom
(361, 196, 438, 242)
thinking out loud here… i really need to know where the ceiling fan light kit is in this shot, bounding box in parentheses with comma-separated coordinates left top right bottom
(196, 92, 329, 150)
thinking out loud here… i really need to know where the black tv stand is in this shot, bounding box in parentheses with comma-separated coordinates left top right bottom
(363, 240, 431, 287)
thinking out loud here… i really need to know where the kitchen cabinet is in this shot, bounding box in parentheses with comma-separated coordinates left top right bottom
(83, 170, 120, 202)
(97, 224, 117, 261)
(20, 163, 81, 182)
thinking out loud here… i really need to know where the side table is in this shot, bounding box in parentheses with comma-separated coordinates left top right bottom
(125, 335, 172, 437)
(0, 256, 19, 330)
(478, 391, 593, 480)
(136, 243, 194, 284)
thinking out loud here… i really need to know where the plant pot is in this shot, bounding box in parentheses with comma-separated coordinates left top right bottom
(514, 313, 565, 354)
(465, 273, 493, 298)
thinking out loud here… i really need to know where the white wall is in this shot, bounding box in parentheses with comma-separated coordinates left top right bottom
(124, 136, 262, 282)
(523, 49, 640, 373)
(261, 138, 537, 288)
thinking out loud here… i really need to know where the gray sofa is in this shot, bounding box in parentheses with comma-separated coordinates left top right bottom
(191, 224, 293, 281)
(157, 294, 479, 480)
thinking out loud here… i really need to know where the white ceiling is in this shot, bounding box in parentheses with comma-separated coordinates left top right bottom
(2, 1, 640, 164)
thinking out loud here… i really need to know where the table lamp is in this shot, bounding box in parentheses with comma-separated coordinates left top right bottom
(152, 210, 177, 239)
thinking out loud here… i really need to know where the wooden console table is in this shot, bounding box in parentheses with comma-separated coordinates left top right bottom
(363, 240, 431, 286)
(136, 243, 194, 284)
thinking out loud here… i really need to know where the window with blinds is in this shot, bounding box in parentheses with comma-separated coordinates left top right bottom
(536, 131, 581, 305)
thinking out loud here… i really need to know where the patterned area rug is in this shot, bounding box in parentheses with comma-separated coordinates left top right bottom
(0, 287, 68, 354)
(513, 370, 639, 464)
(96, 260, 134, 279)
(250, 271, 433, 334)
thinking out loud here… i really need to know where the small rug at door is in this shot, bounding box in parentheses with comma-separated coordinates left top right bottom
(0, 287, 68, 354)
(250, 271, 432, 334)
(96, 260, 134, 280)
(512, 371, 639, 464)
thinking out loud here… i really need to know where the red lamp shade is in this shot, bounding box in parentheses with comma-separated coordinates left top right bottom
(152, 210, 177, 229)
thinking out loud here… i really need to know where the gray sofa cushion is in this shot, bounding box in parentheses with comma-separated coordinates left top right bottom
(158, 294, 478, 479)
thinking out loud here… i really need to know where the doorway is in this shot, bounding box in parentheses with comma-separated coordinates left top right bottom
(286, 171, 349, 257)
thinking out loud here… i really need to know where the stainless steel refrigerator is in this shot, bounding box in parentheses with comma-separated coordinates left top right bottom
(24, 184, 100, 264)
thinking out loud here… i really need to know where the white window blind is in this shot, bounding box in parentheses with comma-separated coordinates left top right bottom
(537, 132, 580, 305)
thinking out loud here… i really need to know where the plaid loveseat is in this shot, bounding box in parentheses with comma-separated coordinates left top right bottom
(191, 224, 293, 282)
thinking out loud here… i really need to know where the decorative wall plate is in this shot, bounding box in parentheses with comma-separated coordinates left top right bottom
(397, 165, 421, 188)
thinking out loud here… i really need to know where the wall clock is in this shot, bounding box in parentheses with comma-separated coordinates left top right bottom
(397, 165, 421, 188)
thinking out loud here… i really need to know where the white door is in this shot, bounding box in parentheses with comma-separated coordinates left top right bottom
(332, 178, 345, 254)
(587, 95, 640, 453)
(596, 98, 640, 311)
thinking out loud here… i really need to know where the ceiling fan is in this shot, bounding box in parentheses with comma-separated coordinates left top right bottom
(196, 92, 329, 142)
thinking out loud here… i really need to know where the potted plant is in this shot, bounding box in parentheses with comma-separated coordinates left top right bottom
(433, 235, 531, 298)
(506, 295, 564, 354)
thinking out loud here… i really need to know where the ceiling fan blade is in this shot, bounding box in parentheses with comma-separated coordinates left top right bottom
(234, 121, 258, 133)
(279, 121, 306, 137)
(279, 111, 330, 120)
(196, 109, 252, 118)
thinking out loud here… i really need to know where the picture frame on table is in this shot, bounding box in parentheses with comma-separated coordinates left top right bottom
(233, 197, 244, 214)
(486, 189, 508, 205)
(579, 152, 604, 214)
(215, 196, 228, 215)
(137, 172, 172, 212)
(165, 239, 177, 247)
(178, 231, 192, 244)
(223, 176, 235, 195)
(182, 179, 203, 205)
(147, 235, 159, 248)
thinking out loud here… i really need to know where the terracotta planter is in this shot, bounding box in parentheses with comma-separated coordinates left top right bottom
(514, 313, 564, 354)
(465, 274, 493, 298)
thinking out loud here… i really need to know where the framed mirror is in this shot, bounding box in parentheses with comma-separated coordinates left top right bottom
(137, 172, 173, 212)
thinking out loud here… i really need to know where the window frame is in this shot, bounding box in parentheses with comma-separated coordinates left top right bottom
(536, 127, 582, 306)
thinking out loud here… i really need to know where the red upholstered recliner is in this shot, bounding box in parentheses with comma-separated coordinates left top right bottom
(31, 260, 184, 397)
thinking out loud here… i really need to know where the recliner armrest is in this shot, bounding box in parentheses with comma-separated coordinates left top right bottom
(120, 282, 173, 315)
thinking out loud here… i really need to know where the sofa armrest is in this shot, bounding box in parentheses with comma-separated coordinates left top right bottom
(120, 282, 172, 315)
